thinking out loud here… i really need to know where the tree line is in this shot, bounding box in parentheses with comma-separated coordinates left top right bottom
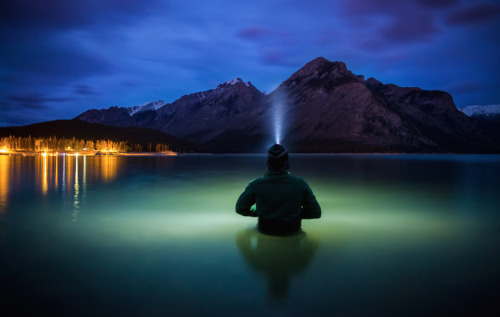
(0, 135, 172, 153)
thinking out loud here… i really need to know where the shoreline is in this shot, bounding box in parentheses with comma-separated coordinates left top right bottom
(2, 151, 500, 157)
(0, 151, 178, 157)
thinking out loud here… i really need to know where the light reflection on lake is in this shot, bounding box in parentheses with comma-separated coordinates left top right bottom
(0, 156, 9, 213)
(0, 154, 499, 316)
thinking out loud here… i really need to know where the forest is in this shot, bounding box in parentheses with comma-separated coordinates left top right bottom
(0, 135, 171, 153)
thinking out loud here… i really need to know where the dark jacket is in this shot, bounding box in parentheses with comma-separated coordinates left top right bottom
(235, 170, 321, 235)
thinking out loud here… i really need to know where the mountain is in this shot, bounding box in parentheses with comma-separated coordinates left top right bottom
(458, 105, 500, 145)
(76, 57, 498, 153)
(75, 100, 168, 124)
(77, 78, 267, 152)
(270, 57, 497, 152)
(128, 100, 168, 116)
(0, 119, 205, 153)
(458, 104, 500, 117)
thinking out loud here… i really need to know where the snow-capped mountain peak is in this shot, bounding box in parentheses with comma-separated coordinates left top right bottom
(128, 100, 167, 116)
(222, 78, 250, 87)
(458, 105, 500, 117)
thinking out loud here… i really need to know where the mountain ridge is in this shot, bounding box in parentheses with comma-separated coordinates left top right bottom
(74, 57, 498, 153)
(458, 104, 500, 117)
(458, 105, 500, 146)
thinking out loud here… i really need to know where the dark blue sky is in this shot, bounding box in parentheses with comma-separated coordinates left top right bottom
(1, 0, 499, 126)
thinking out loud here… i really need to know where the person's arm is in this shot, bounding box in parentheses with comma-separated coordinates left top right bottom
(301, 183, 321, 219)
(235, 184, 258, 217)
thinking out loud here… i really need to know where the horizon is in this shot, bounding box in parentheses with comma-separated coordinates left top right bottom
(1, 0, 499, 127)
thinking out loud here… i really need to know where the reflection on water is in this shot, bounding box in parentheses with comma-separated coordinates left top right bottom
(42, 155, 47, 194)
(0, 156, 9, 214)
(0, 155, 120, 217)
(73, 155, 80, 222)
(100, 156, 118, 182)
(236, 228, 319, 300)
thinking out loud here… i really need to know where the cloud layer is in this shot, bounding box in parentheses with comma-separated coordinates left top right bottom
(1, 0, 499, 126)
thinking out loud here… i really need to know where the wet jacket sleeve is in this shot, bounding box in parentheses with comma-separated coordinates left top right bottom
(235, 183, 258, 217)
(300, 183, 321, 219)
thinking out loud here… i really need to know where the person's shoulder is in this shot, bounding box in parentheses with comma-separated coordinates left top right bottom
(287, 173, 303, 180)
(248, 177, 265, 186)
(288, 174, 308, 184)
(289, 174, 314, 188)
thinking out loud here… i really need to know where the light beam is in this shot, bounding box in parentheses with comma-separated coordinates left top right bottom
(271, 92, 287, 145)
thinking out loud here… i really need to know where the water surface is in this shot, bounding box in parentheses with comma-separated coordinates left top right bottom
(1, 154, 499, 316)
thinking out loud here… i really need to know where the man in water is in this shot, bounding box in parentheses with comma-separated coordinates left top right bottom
(235, 144, 321, 235)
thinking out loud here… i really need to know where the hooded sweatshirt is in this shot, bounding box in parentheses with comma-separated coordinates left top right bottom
(235, 170, 321, 234)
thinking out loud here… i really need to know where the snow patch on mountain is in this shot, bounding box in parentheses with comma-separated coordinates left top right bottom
(458, 105, 500, 117)
(225, 78, 250, 87)
(214, 78, 252, 93)
(128, 100, 167, 116)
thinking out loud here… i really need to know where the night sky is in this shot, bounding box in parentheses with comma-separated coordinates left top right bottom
(1, 0, 499, 127)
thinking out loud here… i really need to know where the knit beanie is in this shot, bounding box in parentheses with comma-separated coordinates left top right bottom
(267, 144, 289, 171)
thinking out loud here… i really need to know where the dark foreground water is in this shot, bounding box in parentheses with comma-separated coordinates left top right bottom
(1, 154, 499, 316)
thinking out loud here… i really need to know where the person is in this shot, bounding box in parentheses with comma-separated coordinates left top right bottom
(235, 144, 321, 235)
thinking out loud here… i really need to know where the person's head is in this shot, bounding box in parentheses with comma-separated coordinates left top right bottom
(267, 144, 289, 171)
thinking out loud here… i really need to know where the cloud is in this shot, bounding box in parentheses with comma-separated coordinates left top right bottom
(1, 40, 112, 80)
(341, 0, 413, 16)
(0, 92, 75, 126)
(338, 0, 479, 45)
(447, 3, 500, 26)
(0, 91, 80, 126)
(0, 0, 168, 82)
(237, 27, 270, 39)
(0, 110, 35, 126)
(0, 0, 167, 30)
(235, 25, 300, 68)
(237, 26, 294, 43)
(416, 0, 459, 8)
(339, 0, 435, 47)
(5, 93, 74, 110)
(120, 81, 143, 88)
(261, 50, 300, 67)
(74, 85, 98, 96)
(381, 15, 439, 43)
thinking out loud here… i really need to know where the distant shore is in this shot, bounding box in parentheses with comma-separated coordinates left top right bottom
(0, 150, 177, 157)
(2, 151, 500, 157)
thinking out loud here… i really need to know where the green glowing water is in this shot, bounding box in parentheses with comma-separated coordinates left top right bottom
(0, 154, 499, 316)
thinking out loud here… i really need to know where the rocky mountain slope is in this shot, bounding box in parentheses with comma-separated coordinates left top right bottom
(77, 78, 265, 150)
(76, 58, 497, 153)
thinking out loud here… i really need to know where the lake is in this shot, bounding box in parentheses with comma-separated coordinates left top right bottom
(1, 154, 499, 316)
